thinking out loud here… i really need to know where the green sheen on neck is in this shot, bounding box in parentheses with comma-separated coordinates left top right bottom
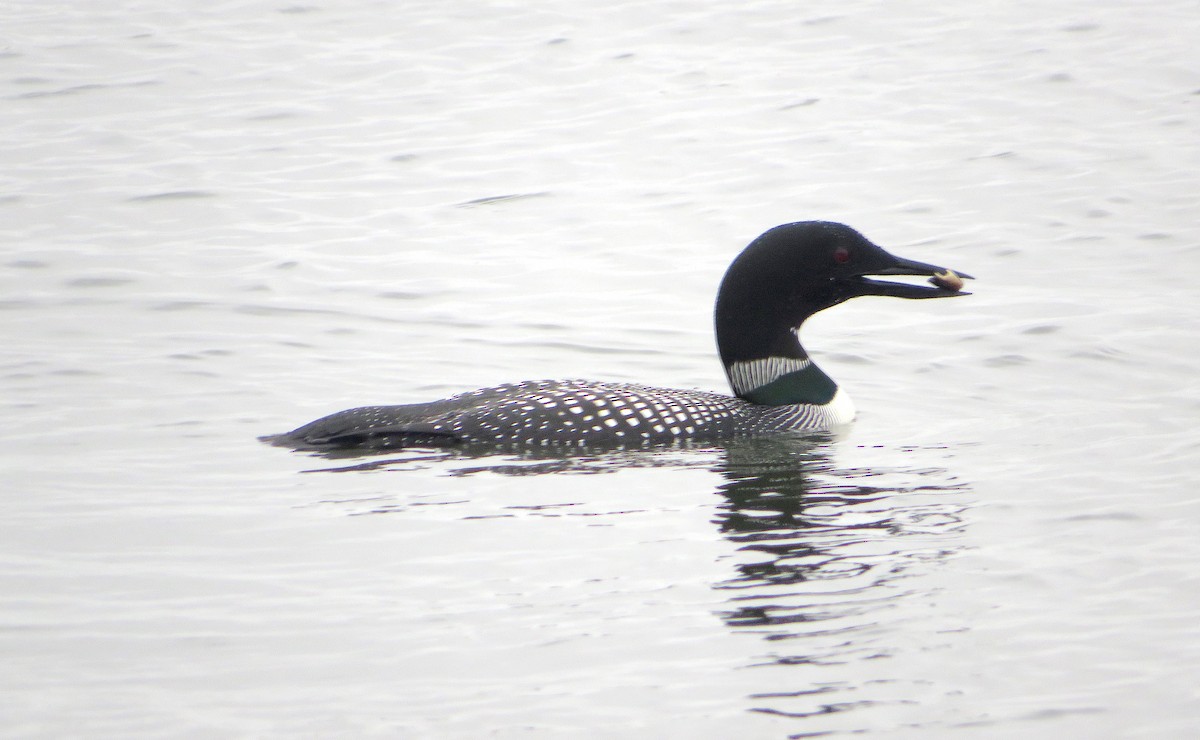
(742, 364, 837, 406)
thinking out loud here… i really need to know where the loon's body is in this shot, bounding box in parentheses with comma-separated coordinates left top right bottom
(270, 379, 856, 451)
(265, 221, 971, 452)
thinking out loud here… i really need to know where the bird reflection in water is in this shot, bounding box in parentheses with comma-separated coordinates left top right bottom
(710, 436, 970, 726)
(713, 436, 968, 626)
(298, 436, 970, 726)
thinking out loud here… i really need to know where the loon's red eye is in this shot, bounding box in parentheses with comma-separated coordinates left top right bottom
(833, 247, 850, 264)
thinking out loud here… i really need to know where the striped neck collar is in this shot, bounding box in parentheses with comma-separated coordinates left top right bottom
(725, 356, 838, 406)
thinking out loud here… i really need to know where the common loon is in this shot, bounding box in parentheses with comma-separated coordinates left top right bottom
(264, 221, 972, 452)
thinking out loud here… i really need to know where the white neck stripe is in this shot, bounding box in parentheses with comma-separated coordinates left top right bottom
(726, 356, 812, 395)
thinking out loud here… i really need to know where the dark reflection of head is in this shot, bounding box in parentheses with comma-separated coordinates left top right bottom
(708, 436, 968, 641)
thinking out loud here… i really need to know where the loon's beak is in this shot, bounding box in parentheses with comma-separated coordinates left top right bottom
(854, 254, 974, 299)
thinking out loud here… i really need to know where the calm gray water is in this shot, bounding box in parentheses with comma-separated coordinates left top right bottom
(2, 1, 1198, 737)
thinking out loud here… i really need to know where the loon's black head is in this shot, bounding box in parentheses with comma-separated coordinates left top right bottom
(714, 221, 973, 404)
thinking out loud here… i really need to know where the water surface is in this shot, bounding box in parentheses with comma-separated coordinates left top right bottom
(2, 1, 1198, 737)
